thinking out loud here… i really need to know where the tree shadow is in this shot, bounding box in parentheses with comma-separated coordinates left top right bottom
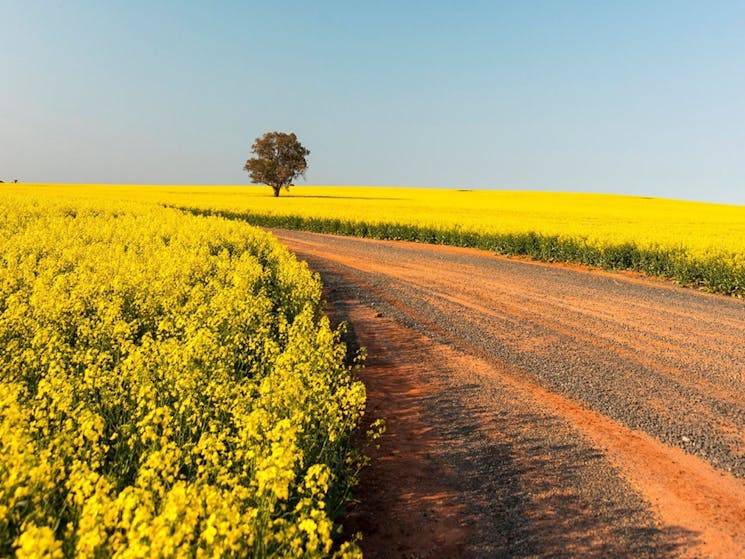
(279, 194, 411, 201)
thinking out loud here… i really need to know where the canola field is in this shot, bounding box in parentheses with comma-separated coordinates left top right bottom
(220, 188, 745, 296)
(21, 184, 743, 296)
(0, 190, 365, 558)
(175, 186, 745, 296)
(2, 183, 743, 555)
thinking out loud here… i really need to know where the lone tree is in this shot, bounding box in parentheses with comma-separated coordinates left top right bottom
(243, 131, 310, 197)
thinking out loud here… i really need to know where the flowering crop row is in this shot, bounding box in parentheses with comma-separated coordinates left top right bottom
(0, 192, 365, 558)
(120, 185, 741, 297)
(13, 185, 745, 297)
(203, 209, 745, 296)
(21, 184, 741, 295)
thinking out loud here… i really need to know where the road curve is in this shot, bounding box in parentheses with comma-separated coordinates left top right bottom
(272, 229, 745, 559)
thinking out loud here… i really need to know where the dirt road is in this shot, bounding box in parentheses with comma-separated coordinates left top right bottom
(273, 229, 745, 559)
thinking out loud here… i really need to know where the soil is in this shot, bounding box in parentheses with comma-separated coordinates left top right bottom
(272, 229, 745, 559)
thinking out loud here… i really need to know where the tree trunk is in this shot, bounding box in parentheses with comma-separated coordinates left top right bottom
(272, 185, 281, 197)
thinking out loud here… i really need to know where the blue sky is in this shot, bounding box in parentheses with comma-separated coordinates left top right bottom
(2, 1, 744, 204)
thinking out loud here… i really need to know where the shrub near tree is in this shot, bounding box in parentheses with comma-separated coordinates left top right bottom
(244, 131, 310, 197)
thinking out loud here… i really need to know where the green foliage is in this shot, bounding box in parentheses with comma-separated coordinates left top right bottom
(244, 132, 310, 197)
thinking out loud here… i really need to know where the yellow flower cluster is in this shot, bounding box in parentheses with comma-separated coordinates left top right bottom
(0, 191, 365, 558)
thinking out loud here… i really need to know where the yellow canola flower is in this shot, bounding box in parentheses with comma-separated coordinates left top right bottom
(0, 191, 365, 558)
(15, 525, 63, 559)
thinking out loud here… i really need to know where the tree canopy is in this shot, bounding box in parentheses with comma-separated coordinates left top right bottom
(243, 132, 310, 197)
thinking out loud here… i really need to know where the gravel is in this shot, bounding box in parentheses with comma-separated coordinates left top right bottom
(273, 229, 745, 558)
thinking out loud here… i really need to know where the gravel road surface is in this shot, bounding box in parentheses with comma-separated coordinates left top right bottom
(273, 229, 745, 559)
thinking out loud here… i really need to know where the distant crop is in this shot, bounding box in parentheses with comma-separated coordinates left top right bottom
(6, 185, 745, 295)
(0, 192, 364, 558)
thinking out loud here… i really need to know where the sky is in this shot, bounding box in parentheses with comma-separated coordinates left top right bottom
(2, 1, 745, 205)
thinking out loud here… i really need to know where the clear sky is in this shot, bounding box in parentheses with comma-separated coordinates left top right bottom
(2, 1, 744, 204)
